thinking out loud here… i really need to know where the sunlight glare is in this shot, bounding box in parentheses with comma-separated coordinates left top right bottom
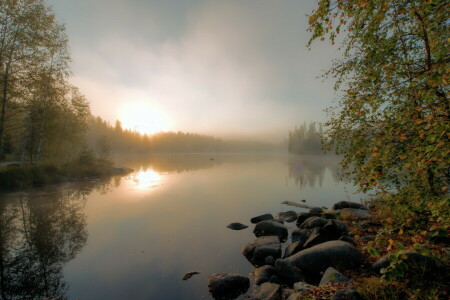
(131, 169, 162, 190)
(118, 99, 171, 135)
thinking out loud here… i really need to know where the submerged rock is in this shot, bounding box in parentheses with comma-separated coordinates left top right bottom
(254, 220, 288, 242)
(226, 222, 248, 230)
(319, 267, 350, 286)
(275, 211, 297, 222)
(242, 236, 282, 266)
(251, 214, 274, 224)
(332, 201, 367, 210)
(208, 273, 250, 300)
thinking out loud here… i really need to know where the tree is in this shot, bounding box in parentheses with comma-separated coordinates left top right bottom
(308, 0, 449, 195)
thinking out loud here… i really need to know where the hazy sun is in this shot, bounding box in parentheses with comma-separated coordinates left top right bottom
(118, 100, 171, 135)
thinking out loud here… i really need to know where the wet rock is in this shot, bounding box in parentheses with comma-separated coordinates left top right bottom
(227, 222, 248, 230)
(208, 273, 250, 300)
(281, 241, 363, 283)
(242, 236, 282, 266)
(296, 212, 321, 227)
(275, 211, 297, 222)
(283, 241, 305, 258)
(254, 220, 288, 242)
(293, 281, 315, 292)
(254, 282, 281, 300)
(254, 265, 276, 285)
(319, 267, 350, 286)
(299, 216, 328, 229)
(182, 271, 200, 280)
(332, 289, 362, 300)
(338, 208, 372, 219)
(332, 201, 367, 210)
(372, 251, 446, 281)
(251, 214, 274, 224)
(291, 229, 310, 243)
(309, 207, 323, 213)
(274, 259, 305, 285)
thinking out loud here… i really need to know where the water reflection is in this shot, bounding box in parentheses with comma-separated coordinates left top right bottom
(131, 170, 162, 190)
(287, 154, 345, 188)
(0, 182, 100, 299)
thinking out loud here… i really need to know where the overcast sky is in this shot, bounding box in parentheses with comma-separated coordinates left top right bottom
(49, 0, 337, 141)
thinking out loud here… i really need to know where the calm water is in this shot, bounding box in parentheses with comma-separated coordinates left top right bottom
(0, 154, 364, 300)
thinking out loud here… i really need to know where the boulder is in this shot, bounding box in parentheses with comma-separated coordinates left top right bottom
(242, 236, 282, 266)
(251, 214, 274, 224)
(339, 235, 356, 245)
(338, 208, 372, 219)
(254, 282, 281, 300)
(208, 273, 250, 300)
(287, 293, 303, 300)
(254, 265, 276, 285)
(275, 211, 297, 222)
(274, 259, 305, 285)
(332, 201, 367, 210)
(332, 289, 362, 300)
(265, 256, 275, 266)
(309, 207, 323, 213)
(293, 281, 315, 292)
(296, 212, 321, 227)
(291, 229, 310, 243)
(227, 222, 248, 230)
(319, 267, 350, 286)
(254, 220, 288, 242)
(281, 241, 363, 283)
(283, 241, 305, 258)
(299, 216, 328, 229)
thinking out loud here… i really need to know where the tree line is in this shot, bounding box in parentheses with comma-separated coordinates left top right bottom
(287, 122, 324, 155)
(87, 116, 282, 156)
(0, 0, 90, 165)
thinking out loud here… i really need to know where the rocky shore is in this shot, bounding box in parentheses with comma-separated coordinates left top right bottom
(206, 200, 447, 300)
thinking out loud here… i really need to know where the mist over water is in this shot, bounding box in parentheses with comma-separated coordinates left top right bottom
(0, 154, 364, 299)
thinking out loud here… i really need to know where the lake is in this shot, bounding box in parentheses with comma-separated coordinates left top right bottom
(0, 154, 364, 300)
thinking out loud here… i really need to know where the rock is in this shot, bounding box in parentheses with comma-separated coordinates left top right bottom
(296, 212, 321, 227)
(303, 226, 340, 249)
(281, 289, 295, 299)
(208, 273, 250, 300)
(254, 282, 281, 300)
(372, 251, 447, 281)
(322, 213, 337, 219)
(182, 271, 200, 280)
(291, 229, 310, 243)
(299, 216, 328, 229)
(242, 236, 282, 266)
(281, 241, 363, 283)
(339, 235, 356, 245)
(254, 220, 288, 242)
(274, 259, 305, 285)
(309, 207, 323, 213)
(332, 289, 361, 300)
(319, 267, 350, 286)
(254, 265, 276, 285)
(265, 256, 275, 265)
(332, 201, 367, 210)
(358, 220, 381, 229)
(227, 222, 248, 230)
(275, 211, 297, 222)
(268, 275, 280, 284)
(287, 293, 303, 300)
(283, 241, 305, 258)
(251, 214, 274, 224)
(338, 208, 372, 219)
(293, 281, 315, 292)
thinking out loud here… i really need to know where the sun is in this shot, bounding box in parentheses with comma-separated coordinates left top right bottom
(117, 100, 171, 135)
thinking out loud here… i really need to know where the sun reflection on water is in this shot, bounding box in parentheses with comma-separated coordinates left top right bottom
(130, 169, 163, 190)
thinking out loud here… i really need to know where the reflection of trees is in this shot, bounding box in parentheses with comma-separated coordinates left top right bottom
(287, 154, 345, 188)
(0, 186, 89, 299)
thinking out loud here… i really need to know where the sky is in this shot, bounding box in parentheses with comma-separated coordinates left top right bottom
(49, 0, 338, 141)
